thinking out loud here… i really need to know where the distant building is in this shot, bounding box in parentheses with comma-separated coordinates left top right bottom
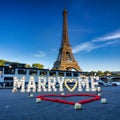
(5, 62, 26, 68)
(0, 65, 84, 87)
(111, 71, 120, 76)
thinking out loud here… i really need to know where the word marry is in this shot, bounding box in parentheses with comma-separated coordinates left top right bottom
(12, 76, 98, 92)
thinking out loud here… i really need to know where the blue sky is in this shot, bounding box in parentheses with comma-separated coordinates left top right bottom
(0, 0, 120, 72)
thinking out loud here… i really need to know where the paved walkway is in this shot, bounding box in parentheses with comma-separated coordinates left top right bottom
(0, 86, 120, 120)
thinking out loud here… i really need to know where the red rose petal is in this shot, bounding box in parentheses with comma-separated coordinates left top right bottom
(36, 94, 100, 105)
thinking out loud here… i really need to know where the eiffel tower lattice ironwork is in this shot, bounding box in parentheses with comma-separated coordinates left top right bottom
(53, 9, 82, 71)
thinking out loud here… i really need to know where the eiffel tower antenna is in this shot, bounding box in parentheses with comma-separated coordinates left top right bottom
(53, 9, 82, 71)
(64, 1, 67, 9)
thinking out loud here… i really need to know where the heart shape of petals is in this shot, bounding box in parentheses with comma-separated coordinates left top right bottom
(36, 94, 100, 105)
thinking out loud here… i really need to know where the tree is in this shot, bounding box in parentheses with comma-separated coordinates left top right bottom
(97, 71, 105, 76)
(25, 64, 31, 68)
(90, 71, 97, 76)
(0, 59, 9, 66)
(32, 63, 44, 69)
(104, 71, 111, 76)
(51, 68, 57, 70)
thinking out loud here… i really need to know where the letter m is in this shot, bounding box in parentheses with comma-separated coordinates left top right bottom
(12, 76, 25, 92)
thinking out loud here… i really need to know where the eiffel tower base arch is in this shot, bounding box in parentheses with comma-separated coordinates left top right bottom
(53, 61, 82, 71)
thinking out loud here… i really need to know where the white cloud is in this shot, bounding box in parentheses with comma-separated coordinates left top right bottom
(72, 41, 114, 53)
(93, 31, 120, 42)
(73, 30, 120, 53)
(33, 51, 46, 58)
(72, 42, 94, 53)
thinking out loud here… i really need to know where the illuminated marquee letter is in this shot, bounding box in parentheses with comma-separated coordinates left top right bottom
(78, 77, 90, 91)
(37, 76, 47, 92)
(57, 77, 64, 92)
(12, 76, 25, 92)
(27, 76, 36, 92)
(91, 76, 98, 91)
(48, 76, 57, 92)
(64, 79, 78, 92)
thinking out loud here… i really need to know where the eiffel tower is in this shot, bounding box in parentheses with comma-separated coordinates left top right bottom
(53, 9, 82, 71)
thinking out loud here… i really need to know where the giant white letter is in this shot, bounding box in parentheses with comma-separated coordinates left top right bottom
(91, 76, 98, 91)
(57, 77, 64, 92)
(12, 76, 25, 92)
(27, 76, 36, 92)
(78, 77, 90, 91)
(48, 76, 57, 92)
(37, 76, 47, 92)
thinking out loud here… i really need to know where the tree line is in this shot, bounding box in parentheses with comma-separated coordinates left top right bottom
(0, 59, 44, 69)
(87, 71, 120, 77)
(0, 59, 119, 76)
